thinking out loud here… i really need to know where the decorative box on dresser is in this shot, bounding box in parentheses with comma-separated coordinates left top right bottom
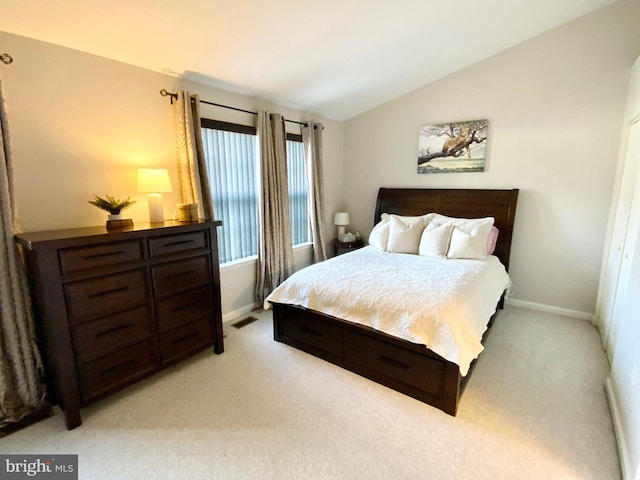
(14, 220, 223, 430)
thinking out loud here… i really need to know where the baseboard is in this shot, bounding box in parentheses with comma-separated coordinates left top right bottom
(605, 377, 632, 480)
(222, 304, 260, 324)
(504, 297, 595, 322)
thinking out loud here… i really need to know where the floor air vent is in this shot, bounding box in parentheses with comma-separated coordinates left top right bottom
(231, 316, 259, 329)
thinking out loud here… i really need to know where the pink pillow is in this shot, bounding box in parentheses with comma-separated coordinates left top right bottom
(486, 226, 499, 255)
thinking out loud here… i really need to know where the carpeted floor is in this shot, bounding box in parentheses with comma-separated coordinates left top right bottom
(0, 306, 619, 479)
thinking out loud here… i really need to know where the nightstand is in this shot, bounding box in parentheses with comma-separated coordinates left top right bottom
(332, 238, 365, 256)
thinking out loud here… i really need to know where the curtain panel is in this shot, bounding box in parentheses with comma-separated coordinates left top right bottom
(174, 91, 215, 220)
(301, 122, 327, 263)
(255, 111, 293, 304)
(0, 77, 46, 427)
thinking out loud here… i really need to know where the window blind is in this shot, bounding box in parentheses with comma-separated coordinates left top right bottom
(202, 128, 258, 264)
(287, 139, 309, 246)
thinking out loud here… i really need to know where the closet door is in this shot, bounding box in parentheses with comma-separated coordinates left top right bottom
(609, 117, 640, 480)
(599, 115, 640, 357)
(606, 118, 640, 354)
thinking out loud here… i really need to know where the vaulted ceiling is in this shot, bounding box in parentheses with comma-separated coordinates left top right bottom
(0, 0, 618, 120)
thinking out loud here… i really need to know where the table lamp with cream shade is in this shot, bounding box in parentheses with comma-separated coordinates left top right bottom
(333, 212, 350, 241)
(137, 168, 172, 223)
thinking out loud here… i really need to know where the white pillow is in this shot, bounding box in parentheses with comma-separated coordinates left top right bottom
(369, 220, 390, 250)
(431, 214, 494, 249)
(370, 212, 433, 251)
(387, 215, 425, 254)
(431, 213, 494, 231)
(447, 226, 488, 259)
(382, 212, 434, 227)
(418, 222, 453, 258)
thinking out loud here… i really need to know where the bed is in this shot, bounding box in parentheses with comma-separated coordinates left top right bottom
(266, 188, 518, 415)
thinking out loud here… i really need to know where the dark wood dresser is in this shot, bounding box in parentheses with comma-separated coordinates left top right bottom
(15, 220, 223, 430)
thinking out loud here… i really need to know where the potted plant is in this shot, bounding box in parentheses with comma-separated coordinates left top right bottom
(89, 194, 136, 230)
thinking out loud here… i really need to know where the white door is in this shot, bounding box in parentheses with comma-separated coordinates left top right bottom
(609, 118, 640, 480)
(599, 121, 639, 358)
(606, 119, 640, 353)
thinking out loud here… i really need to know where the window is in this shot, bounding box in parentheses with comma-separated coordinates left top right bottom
(287, 136, 309, 246)
(201, 119, 309, 264)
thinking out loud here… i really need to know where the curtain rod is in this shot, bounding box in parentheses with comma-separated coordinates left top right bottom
(1, 53, 13, 65)
(160, 89, 321, 129)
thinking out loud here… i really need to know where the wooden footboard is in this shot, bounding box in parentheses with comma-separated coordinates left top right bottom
(272, 303, 495, 415)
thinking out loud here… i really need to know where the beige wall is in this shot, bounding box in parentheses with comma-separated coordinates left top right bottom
(2, 32, 178, 231)
(0, 31, 344, 320)
(343, 0, 640, 316)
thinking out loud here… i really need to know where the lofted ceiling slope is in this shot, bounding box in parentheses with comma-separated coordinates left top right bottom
(0, 0, 618, 120)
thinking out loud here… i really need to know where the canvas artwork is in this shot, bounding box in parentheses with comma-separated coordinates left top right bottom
(417, 119, 488, 173)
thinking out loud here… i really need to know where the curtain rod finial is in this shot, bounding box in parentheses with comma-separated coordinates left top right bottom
(160, 88, 178, 104)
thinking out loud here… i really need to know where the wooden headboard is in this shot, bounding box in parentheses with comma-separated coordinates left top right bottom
(374, 188, 519, 270)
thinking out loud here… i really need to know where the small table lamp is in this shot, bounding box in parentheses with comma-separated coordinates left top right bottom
(334, 212, 350, 240)
(137, 168, 172, 223)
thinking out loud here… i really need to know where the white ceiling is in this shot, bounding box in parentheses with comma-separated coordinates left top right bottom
(1, 0, 618, 120)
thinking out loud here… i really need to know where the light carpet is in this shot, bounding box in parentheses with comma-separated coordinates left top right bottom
(0, 306, 619, 479)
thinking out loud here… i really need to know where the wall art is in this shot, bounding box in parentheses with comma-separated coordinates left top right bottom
(418, 119, 488, 173)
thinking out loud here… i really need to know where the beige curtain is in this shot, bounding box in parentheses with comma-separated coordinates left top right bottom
(174, 91, 214, 220)
(255, 111, 293, 304)
(301, 122, 327, 263)
(0, 77, 46, 427)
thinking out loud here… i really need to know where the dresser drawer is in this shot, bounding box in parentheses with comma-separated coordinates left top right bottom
(148, 230, 208, 258)
(78, 339, 157, 402)
(152, 255, 211, 297)
(59, 240, 143, 276)
(64, 269, 149, 323)
(159, 317, 214, 363)
(351, 333, 444, 397)
(72, 305, 153, 363)
(280, 314, 343, 360)
(156, 287, 213, 333)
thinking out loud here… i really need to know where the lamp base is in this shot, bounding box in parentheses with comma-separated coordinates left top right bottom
(147, 193, 165, 223)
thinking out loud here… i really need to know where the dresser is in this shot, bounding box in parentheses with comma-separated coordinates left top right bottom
(15, 220, 223, 430)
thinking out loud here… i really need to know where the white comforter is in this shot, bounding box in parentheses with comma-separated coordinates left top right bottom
(265, 246, 511, 376)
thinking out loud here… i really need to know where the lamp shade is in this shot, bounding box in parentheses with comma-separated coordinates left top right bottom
(137, 168, 172, 193)
(334, 212, 350, 226)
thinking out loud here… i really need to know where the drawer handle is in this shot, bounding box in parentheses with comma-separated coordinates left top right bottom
(171, 301, 197, 313)
(101, 361, 130, 377)
(164, 239, 195, 247)
(166, 270, 195, 280)
(378, 355, 409, 371)
(89, 286, 130, 298)
(172, 331, 199, 345)
(299, 326, 322, 337)
(83, 250, 126, 260)
(95, 322, 134, 339)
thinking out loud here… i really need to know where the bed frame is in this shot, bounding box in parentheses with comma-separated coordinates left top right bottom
(272, 188, 519, 415)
